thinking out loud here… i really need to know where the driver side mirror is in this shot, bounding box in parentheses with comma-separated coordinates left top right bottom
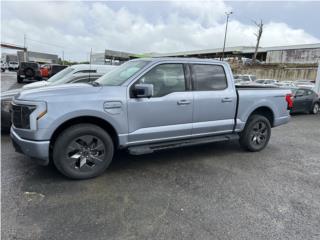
(132, 84, 154, 98)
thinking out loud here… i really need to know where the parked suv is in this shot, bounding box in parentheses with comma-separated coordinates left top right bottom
(11, 58, 291, 179)
(17, 62, 41, 83)
(40, 64, 68, 79)
(8, 61, 19, 71)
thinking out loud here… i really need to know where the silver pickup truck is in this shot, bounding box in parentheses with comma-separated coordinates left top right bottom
(10, 58, 291, 179)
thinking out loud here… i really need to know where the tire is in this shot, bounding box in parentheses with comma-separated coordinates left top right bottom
(1, 68, 4, 72)
(17, 75, 23, 83)
(239, 114, 271, 152)
(311, 103, 319, 114)
(53, 124, 114, 179)
(24, 68, 34, 78)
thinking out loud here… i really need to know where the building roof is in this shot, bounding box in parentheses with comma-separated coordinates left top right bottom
(152, 43, 320, 57)
(91, 43, 320, 60)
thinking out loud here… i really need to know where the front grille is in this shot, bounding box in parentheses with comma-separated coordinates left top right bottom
(11, 104, 36, 129)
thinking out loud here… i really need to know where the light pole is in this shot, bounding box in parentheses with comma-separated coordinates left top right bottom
(221, 11, 233, 61)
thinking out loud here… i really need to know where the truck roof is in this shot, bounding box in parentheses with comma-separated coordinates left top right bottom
(132, 57, 227, 65)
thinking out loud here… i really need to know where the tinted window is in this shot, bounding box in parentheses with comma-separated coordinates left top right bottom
(295, 89, 305, 96)
(74, 70, 97, 74)
(97, 60, 149, 86)
(241, 76, 250, 82)
(306, 90, 313, 95)
(47, 67, 74, 83)
(72, 76, 100, 83)
(192, 64, 227, 90)
(137, 64, 186, 97)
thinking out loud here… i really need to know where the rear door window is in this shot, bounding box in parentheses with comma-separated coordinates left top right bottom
(191, 64, 227, 91)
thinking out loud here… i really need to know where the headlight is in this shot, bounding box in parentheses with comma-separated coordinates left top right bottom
(11, 104, 36, 129)
(11, 100, 47, 130)
(1, 99, 12, 112)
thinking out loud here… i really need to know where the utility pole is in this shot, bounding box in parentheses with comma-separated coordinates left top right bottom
(62, 50, 64, 65)
(23, 34, 27, 61)
(221, 11, 233, 61)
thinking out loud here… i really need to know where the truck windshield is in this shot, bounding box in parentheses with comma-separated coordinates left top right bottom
(96, 60, 150, 86)
(47, 67, 74, 83)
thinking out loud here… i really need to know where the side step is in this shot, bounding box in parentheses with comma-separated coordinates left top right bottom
(128, 134, 239, 155)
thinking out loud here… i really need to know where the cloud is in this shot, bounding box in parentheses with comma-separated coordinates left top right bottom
(1, 1, 319, 61)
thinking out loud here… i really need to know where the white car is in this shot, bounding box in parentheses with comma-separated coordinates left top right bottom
(234, 74, 257, 85)
(8, 61, 19, 71)
(255, 79, 279, 85)
(293, 80, 315, 88)
(276, 81, 295, 87)
(22, 64, 117, 90)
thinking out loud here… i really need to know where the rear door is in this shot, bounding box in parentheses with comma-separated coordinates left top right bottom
(191, 64, 237, 136)
(127, 63, 193, 143)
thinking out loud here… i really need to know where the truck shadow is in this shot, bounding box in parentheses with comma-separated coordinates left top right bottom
(108, 140, 243, 172)
(23, 140, 244, 183)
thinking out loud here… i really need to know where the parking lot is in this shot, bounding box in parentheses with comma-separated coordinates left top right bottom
(1, 71, 320, 240)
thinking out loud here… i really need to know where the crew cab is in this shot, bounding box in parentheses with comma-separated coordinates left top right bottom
(10, 58, 291, 179)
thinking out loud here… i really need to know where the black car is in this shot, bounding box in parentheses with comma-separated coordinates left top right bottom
(290, 88, 319, 114)
(17, 62, 42, 83)
(48, 64, 68, 78)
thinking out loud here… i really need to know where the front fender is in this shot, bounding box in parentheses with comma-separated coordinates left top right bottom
(33, 109, 128, 141)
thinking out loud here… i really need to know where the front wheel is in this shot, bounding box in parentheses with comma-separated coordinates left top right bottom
(239, 115, 271, 152)
(53, 124, 114, 179)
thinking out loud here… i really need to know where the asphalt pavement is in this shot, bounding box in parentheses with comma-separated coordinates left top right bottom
(1, 72, 320, 240)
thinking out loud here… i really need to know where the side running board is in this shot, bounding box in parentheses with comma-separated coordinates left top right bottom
(128, 134, 239, 155)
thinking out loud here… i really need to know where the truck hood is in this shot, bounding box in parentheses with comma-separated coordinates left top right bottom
(1, 88, 21, 100)
(22, 81, 49, 90)
(17, 83, 102, 101)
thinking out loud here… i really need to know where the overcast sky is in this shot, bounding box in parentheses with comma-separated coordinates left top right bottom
(2, 0, 320, 61)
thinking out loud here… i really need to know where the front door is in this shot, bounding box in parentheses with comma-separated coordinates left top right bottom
(293, 89, 308, 112)
(127, 63, 193, 144)
(191, 64, 237, 136)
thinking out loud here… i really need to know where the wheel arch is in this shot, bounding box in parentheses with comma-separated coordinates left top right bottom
(49, 116, 119, 162)
(247, 106, 275, 127)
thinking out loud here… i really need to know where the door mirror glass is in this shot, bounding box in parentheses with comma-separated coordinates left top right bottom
(133, 84, 154, 98)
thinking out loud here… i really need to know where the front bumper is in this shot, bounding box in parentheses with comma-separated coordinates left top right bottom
(10, 127, 50, 165)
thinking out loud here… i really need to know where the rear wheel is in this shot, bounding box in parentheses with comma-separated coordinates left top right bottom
(53, 124, 114, 179)
(24, 68, 34, 78)
(311, 103, 319, 114)
(239, 114, 271, 152)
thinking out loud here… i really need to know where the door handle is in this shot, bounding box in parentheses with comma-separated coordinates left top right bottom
(221, 98, 233, 103)
(177, 100, 191, 105)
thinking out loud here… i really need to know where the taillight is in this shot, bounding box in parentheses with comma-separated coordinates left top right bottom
(286, 93, 293, 109)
